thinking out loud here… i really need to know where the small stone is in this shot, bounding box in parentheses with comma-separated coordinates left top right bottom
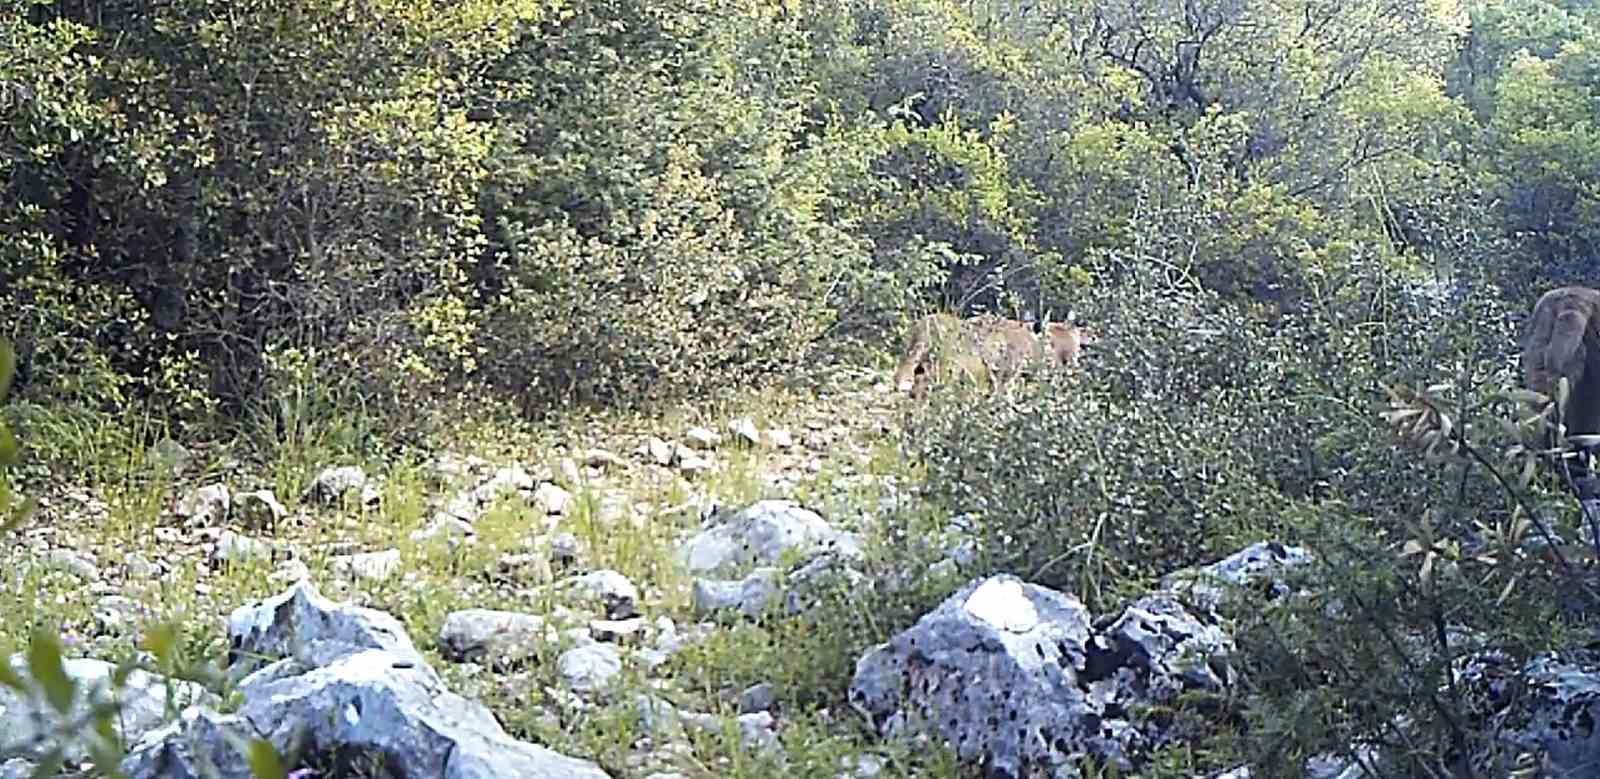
(636, 648, 671, 670)
(533, 483, 573, 515)
(330, 549, 401, 581)
(212, 531, 272, 564)
(692, 569, 780, 619)
(677, 710, 721, 734)
(175, 483, 231, 524)
(440, 492, 484, 522)
(676, 499, 847, 574)
(44, 549, 100, 581)
(737, 711, 780, 752)
(558, 644, 623, 693)
(591, 617, 646, 643)
(767, 429, 794, 449)
(233, 489, 287, 529)
(728, 417, 760, 447)
(847, 754, 887, 778)
(737, 682, 775, 714)
(439, 609, 552, 668)
(635, 695, 681, 735)
(571, 570, 640, 619)
(124, 554, 158, 580)
(483, 465, 537, 494)
(653, 616, 678, 642)
(2, 758, 36, 779)
(409, 515, 475, 547)
(677, 452, 714, 476)
(561, 626, 595, 646)
(643, 437, 676, 466)
(684, 426, 722, 450)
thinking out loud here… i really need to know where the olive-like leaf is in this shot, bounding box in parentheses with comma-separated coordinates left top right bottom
(141, 622, 180, 665)
(0, 337, 14, 402)
(0, 656, 24, 691)
(0, 423, 17, 469)
(1507, 388, 1550, 406)
(242, 736, 288, 779)
(26, 748, 64, 779)
(1496, 576, 1519, 606)
(26, 629, 76, 715)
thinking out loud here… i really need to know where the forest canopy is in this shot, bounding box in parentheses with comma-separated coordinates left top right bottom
(0, 0, 1593, 420)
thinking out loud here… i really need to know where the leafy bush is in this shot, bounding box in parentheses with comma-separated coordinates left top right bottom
(0, 338, 29, 531)
(899, 225, 1587, 774)
(900, 234, 1452, 594)
(1231, 379, 1599, 777)
(474, 0, 881, 407)
(905, 275, 1286, 609)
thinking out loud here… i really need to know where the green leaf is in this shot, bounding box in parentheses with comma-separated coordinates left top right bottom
(0, 337, 14, 402)
(0, 494, 36, 534)
(26, 629, 76, 715)
(0, 423, 17, 469)
(26, 748, 64, 779)
(140, 622, 180, 666)
(112, 655, 139, 687)
(243, 737, 288, 779)
(0, 656, 23, 691)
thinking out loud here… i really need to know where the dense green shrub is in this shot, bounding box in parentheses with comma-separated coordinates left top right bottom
(4, 0, 1590, 435)
(897, 189, 1493, 584)
(900, 224, 1576, 775)
(1, 0, 545, 431)
(473, 0, 882, 408)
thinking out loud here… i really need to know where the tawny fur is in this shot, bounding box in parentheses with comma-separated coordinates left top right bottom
(894, 313, 1094, 399)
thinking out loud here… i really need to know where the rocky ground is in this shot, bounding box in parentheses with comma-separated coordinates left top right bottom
(7, 364, 1600, 779)
(0, 366, 949, 777)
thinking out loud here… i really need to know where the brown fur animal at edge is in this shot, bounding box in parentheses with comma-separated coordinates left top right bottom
(1521, 286, 1600, 486)
(893, 313, 1096, 400)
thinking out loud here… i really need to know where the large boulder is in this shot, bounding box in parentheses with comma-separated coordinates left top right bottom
(850, 576, 1111, 776)
(849, 570, 1242, 777)
(120, 581, 611, 779)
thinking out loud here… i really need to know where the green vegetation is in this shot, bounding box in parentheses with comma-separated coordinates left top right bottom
(8, 0, 1600, 776)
